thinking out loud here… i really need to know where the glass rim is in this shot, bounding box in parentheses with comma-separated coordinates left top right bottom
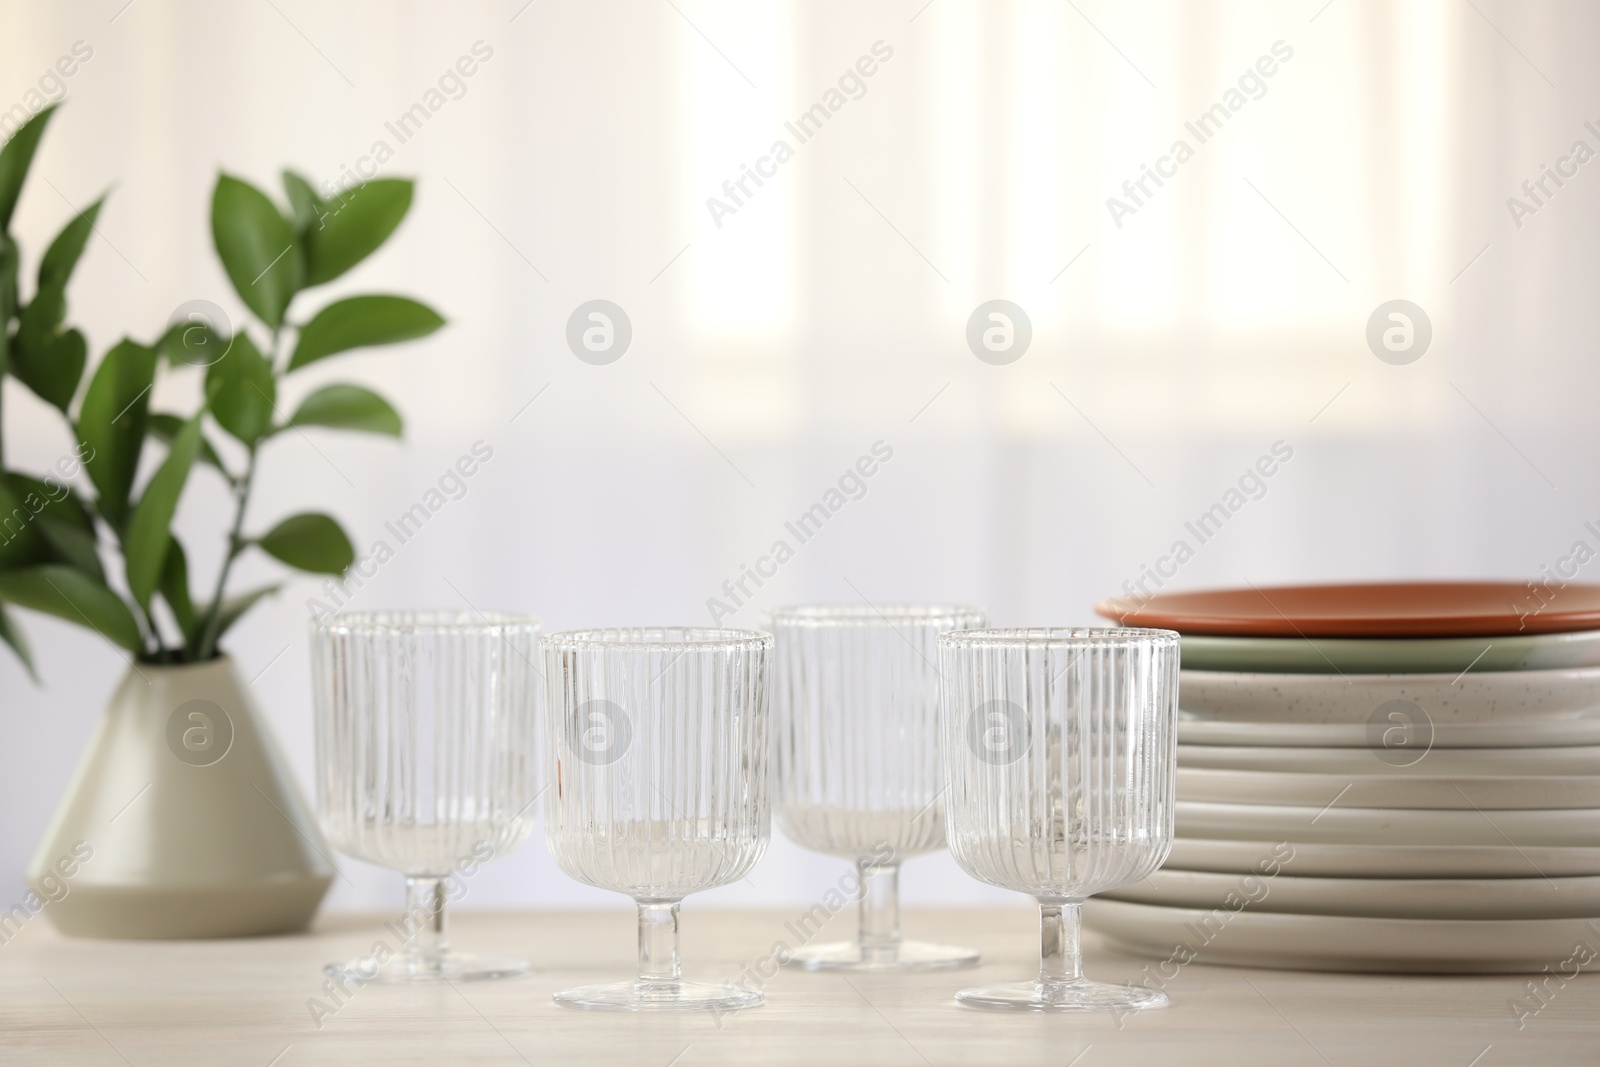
(937, 626, 1180, 649)
(309, 609, 541, 636)
(541, 626, 773, 651)
(766, 603, 986, 626)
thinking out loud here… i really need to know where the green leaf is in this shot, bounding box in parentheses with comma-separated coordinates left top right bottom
(77, 340, 157, 531)
(211, 173, 301, 329)
(196, 583, 280, 646)
(288, 295, 443, 371)
(282, 170, 320, 234)
(0, 235, 18, 377)
(36, 514, 104, 583)
(12, 281, 83, 411)
(0, 472, 100, 580)
(286, 383, 402, 436)
(38, 194, 105, 291)
(159, 537, 196, 650)
(16, 279, 65, 340)
(124, 411, 202, 609)
(149, 412, 230, 481)
(204, 331, 276, 445)
(41, 328, 88, 412)
(0, 602, 38, 682)
(0, 564, 142, 653)
(256, 512, 354, 574)
(4, 473, 94, 534)
(0, 474, 100, 579)
(302, 179, 413, 286)
(0, 104, 56, 231)
(0, 477, 51, 570)
(155, 316, 231, 369)
(0, 234, 17, 314)
(12, 316, 86, 412)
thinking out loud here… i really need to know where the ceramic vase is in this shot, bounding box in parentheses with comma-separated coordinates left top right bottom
(28, 656, 333, 938)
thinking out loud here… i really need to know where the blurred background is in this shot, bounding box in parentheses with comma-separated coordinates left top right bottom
(2, 0, 1595, 914)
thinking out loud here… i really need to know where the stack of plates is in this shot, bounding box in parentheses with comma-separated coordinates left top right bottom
(1087, 581, 1600, 972)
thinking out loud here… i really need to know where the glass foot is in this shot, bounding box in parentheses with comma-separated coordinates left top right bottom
(955, 979, 1167, 1014)
(554, 978, 763, 1013)
(786, 940, 980, 971)
(325, 953, 529, 984)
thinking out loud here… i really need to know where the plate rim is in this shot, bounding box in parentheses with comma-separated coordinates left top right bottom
(1177, 718, 1600, 747)
(1180, 631, 1600, 674)
(1086, 895, 1600, 931)
(1176, 766, 1600, 809)
(1097, 581, 1600, 637)
(1166, 836, 1600, 876)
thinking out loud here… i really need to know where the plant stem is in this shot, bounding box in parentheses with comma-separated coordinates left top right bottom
(193, 324, 279, 661)
(134, 598, 161, 661)
(194, 442, 257, 662)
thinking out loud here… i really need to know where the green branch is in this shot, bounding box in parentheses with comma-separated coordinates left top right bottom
(0, 152, 437, 677)
(193, 325, 277, 662)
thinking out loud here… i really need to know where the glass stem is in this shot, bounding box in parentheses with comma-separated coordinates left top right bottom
(1039, 901, 1084, 988)
(404, 876, 449, 963)
(858, 859, 901, 960)
(638, 901, 682, 985)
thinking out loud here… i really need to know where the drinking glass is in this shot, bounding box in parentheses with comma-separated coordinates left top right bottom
(311, 610, 541, 982)
(543, 627, 773, 1012)
(938, 627, 1179, 1012)
(768, 604, 987, 971)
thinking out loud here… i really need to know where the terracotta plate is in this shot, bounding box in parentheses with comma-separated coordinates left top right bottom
(1095, 581, 1600, 637)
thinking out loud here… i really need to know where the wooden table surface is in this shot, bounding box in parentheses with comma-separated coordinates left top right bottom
(0, 907, 1594, 1066)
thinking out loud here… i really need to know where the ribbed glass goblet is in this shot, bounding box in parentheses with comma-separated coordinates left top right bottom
(543, 627, 773, 1012)
(769, 604, 986, 970)
(938, 627, 1179, 1012)
(311, 610, 541, 983)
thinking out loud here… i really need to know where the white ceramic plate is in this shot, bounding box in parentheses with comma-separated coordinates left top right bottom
(1105, 867, 1600, 919)
(1177, 743, 1600, 775)
(1178, 717, 1600, 748)
(1177, 766, 1600, 809)
(1166, 836, 1600, 877)
(1179, 630, 1600, 674)
(1176, 800, 1600, 845)
(1084, 897, 1600, 973)
(1178, 667, 1600, 724)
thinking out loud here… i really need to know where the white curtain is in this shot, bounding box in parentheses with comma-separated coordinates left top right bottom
(1, 0, 1594, 909)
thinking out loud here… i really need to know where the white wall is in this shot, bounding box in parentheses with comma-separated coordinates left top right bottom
(2, 0, 1597, 915)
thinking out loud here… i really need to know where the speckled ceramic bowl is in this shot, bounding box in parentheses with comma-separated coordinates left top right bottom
(1177, 667, 1600, 725)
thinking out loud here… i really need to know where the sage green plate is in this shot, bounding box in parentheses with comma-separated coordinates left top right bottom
(1180, 630, 1600, 674)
